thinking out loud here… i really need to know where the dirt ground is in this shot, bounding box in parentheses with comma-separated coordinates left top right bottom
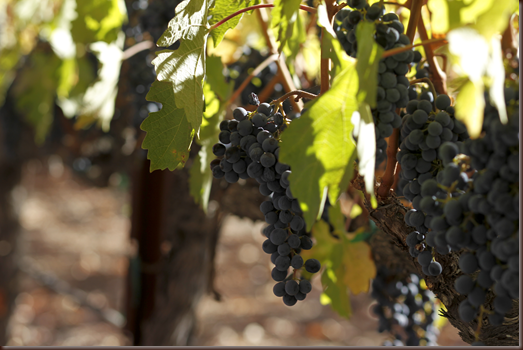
(5, 158, 468, 346)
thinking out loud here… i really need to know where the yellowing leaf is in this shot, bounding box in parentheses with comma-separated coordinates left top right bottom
(340, 239, 376, 295)
(472, 0, 517, 41)
(455, 79, 485, 139)
(427, 0, 449, 34)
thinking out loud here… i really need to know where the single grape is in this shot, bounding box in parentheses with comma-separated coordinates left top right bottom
(304, 259, 321, 273)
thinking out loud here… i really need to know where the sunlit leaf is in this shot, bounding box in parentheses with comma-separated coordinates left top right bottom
(279, 62, 358, 231)
(455, 79, 485, 139)
(71, 0, 127, 44)
(189, 70, 230, 210)
(76, 34, 124, 131)
(355, 21, 383, 108)
(271, 0, 304, 59)
(153, 0, 210, 135)
(208, 0, 260, 46)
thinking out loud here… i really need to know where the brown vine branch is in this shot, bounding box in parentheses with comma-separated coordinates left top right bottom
(209, 4, 317, 31)
(257, 72, 282, 106)
(351, 172, 519, 346)
(226, 54, 278, 106)
(382, 37, 447, 58)
(417, 16, 447, 94)
(377, 128, 400, 198)
(320, 28, 331, 94)
(319, 0, 339, 94)
(256, 8, 303, 111)
(271, 90, 318, 107)
(405, 0, 423, 42)
(382, 1, 410, 8)
(122, 40, 155, 60)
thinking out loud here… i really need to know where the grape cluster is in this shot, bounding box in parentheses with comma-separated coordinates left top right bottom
(420, 85, 519, 328)
(371, 266, 439, 346)
(334, 1, 414, 166)
(210, 100, 321, 306)
(397, 92, 470, 275)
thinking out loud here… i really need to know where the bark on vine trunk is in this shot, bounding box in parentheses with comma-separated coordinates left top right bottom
(128, 150, 266, 345)
(352, 173, 519, 346)
(0, 161, 22, 345)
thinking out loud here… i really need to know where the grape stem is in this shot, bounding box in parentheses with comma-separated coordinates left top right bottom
(271, 90, 318, 107)
(255, 8, 303, 111)
(381, 38, 448, 58)
(319, 1, 341, 94)
(474, 305, 486, 341)
(409, 78, 438, 109)
(209, 4, 316, 31)
(382, 1, 410, 8)
(227, 54, 278, 106)
(417, 17, 447, 94)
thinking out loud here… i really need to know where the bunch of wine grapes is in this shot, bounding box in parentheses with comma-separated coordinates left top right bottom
(371, 266, 439, 346)
(420, 84, 519, 328)
(397, 91, 469, 275)
(334, 1, 414, 166)
(210, 97, 321, 306)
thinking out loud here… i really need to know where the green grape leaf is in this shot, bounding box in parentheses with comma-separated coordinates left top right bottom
(12, 51, 61, 144)
(71, 0, 127, 44)
(320, 248, 352, 319)
(75, 37, 124, 131)
(189, 56, 232, 209)
(189, 80, 226, 211)
(153, 0, 210, 135)
(271, 0, 303, 58)
(208, 0, 260, 46)
(355, 21, 383, 109)
(327, 201, 346, 234)
(279, 62, 358, 231)
(205, 55, 233, 101)
(141, 80, 195, 171)
(0, 49, 20, 106)
(282, 10, 307, 60)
